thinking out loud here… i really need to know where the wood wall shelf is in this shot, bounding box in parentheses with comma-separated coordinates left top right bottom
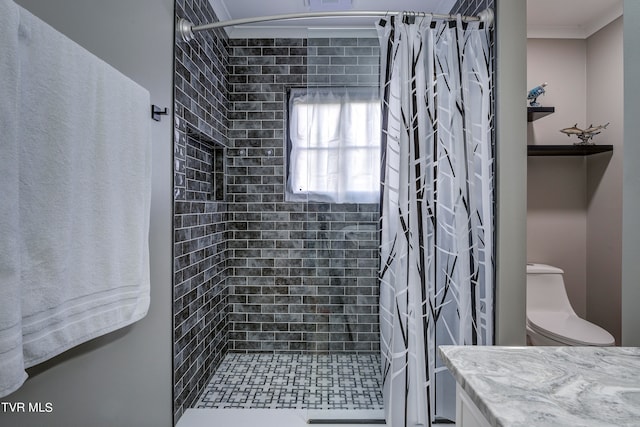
(527, 106, 555, 122)
(527, 145, 613, 156)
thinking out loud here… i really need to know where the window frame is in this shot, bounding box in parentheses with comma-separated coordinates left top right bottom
(285, 86, 381, 204)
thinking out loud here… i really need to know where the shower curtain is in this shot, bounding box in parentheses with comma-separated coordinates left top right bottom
(377, 14, 494, 426)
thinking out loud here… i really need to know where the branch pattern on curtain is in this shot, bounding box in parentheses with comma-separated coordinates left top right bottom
(377, 14, 494, 426)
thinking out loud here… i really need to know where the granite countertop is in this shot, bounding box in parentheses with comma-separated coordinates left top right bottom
(439, 346, 640, 427)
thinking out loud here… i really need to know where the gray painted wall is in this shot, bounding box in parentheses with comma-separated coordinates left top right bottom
(495, 0, 528, 345)
(622, 0, 640, 346)
(586, 17, 623, 345)
(526, 38, 588, 319)
(1, 1, 174, 426)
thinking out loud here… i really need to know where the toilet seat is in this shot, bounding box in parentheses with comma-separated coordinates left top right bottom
(527, 310, 615, 346)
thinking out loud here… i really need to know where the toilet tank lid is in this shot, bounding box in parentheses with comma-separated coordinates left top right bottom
(526, 263, 564, 274)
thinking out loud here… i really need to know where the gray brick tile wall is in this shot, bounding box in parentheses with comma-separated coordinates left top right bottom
(227, 37, 381, 353)
(174, 0, 230, 421)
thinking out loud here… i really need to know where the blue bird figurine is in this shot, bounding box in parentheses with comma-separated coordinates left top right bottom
(527, 82, 547, 107)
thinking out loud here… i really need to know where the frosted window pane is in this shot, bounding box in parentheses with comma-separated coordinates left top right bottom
(287, 87, 381, 203)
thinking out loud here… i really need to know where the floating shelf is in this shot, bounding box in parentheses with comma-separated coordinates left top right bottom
(527, 106, 555, 122)
(526, 107, 613, 155)
(527, 145, 613, 156)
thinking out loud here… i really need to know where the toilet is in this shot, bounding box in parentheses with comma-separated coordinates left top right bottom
(526, 263, 615, 346)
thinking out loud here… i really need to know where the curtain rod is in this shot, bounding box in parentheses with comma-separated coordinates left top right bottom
(177, 8, 494, 42)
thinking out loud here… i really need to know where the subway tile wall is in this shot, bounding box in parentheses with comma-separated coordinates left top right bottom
(174, 0, 230, 421)
(226, 37, 382, 353)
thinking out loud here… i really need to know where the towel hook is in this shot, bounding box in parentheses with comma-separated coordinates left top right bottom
(151, 104, 169, 122)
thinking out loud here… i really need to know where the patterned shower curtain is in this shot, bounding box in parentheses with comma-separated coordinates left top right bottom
(377, 14, 494, 426)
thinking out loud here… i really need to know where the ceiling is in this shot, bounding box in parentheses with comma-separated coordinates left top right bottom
(527, 0, 623, 39)
(208, 0, 623, 39)
(208, 0, 457, 37)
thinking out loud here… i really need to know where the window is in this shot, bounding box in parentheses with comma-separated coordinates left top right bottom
(287, 87, 381, 203)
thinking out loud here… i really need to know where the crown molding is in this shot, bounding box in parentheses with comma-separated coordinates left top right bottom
(528, 2, 622, 39)
(583, 1, 623, 37)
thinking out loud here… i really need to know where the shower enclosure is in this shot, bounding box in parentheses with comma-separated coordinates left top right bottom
(194, 29, 384, 418)
(172, 0, 495, 425)
(173, 1, 384, 421)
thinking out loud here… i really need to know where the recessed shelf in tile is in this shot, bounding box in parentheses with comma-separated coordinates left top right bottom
(186, 130, 226, 202)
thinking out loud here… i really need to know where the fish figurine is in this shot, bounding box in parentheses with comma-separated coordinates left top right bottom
(584, 122, 609, 136)
(527, 82, 547, 107)
(560, 124, 584, 136)
(560, 122, 609, 145)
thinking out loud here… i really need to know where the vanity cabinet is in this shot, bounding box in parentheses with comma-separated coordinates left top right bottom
(440, 346, 640, 427)
(456, 384, 492, 427)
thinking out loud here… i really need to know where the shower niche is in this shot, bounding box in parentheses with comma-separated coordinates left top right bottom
(185, 129, 226, 202)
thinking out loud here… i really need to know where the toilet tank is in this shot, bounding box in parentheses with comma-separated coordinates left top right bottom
(526, 263, 576, 315)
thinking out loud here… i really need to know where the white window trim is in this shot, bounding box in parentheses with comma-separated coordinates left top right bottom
(286, 86, 381, 204)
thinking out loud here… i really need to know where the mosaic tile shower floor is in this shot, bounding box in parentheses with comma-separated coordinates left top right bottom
(196, 353, 384, 410)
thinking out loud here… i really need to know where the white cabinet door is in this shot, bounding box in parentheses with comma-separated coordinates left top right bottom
(455, 384, 492, 427)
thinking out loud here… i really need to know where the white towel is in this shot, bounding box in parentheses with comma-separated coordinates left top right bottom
(0, 1, 152, 397)
(0, 0, 28, 398)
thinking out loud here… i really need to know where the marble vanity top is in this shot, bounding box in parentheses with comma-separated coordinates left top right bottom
(439, 346, 640, 427)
